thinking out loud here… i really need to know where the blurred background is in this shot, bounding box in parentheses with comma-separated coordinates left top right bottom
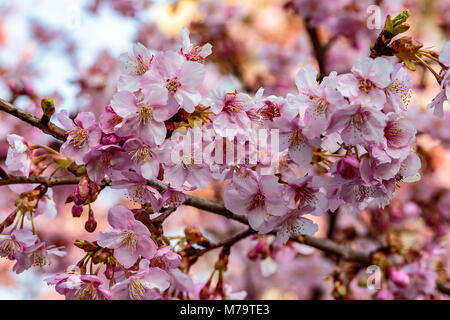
(0, 0, 449, 299)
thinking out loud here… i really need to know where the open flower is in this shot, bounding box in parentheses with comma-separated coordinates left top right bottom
(224, 170, 289, 232)
(46, 273, 111, 300)
(111, 259, 170, 300)
(57, 111, 102, 164)
(0, 229, 38, 260)
(180, 27, 212, 63)
(118, 42, 153, 91)
(110, 89, 170, 146)
(338, 57, 393, 108)
(97, 205, 157, 268)
(141, 51, 205, 113)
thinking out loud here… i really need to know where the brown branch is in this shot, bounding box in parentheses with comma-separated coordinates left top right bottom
(304, 21, 326, 81)
(0, 175, 81, 187)
(0, 98, 67, 141)
(195, 228, 255, 256)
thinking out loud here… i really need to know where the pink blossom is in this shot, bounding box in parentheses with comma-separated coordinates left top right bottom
(111, 259, 170, 300)
(46, 273, 111, 300)
(141, 51, 205, 113)
(295, 65, 348, 138)
(327, 104, 387, 147)
(224, 170, 289, 232)
(123, 138, 161, 180)
(97, 205, 157, 268)
(5, 134, 31, 176)
(13, 241, 65, 274)
(84, 145, 130, 184)
(110, 89, 170, 146)
(338, 57, 393, 108)
(57, 111, 102, 164)
(0, 229, 38, 260)
(180, 27, 212, 63)
(118, 43, 153, 91)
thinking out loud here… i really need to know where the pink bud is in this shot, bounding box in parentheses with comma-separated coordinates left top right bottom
(101, 133, 122, 145)
(376, 289, 394, 300)
(336, 156, 360, 180)
(390, 268, 410, 289)
(85, 208, 97, 233)
(72, 205, 83, 218)
(104, 263, 114, 280)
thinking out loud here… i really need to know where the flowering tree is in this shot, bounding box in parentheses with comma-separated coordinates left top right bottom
(0, 0, 450, 300)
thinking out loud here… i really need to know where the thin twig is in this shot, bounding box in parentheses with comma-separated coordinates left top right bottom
(0, 98, 67, 141)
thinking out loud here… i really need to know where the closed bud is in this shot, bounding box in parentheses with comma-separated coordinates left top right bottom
(72, 205, 83, 218)
(336, 156, 360, 180)
(85, 208, 97, 233)
(41, 97, 55, 116)
(104, 263, 114, 280)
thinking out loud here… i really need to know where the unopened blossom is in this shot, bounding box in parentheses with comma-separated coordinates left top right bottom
(180, 27, 212, 63)
(46, 274, 111, 300)
(0, 229, 38, 260)
(338, 57, 393, 108)
(111, 259, 170, 300)
(141, 51, 205, 113)
(5, 134, 31, 176)
(97, 205, 157, 268)
(118, 42, 153, 91)
(224, 170, 289, 232)
(57, 111, 102, 164)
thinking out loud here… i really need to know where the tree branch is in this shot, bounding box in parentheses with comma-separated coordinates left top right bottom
(0, 175, 81, 187)
(0, 98, 67, 141)
(195, 228, 255, 256)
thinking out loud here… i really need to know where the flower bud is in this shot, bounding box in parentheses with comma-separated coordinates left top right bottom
(336, 156, 360, 180)
(74, 177, 89, 205)
(376, 289, 394, 300)
(390, 268, 410, 289)
(74, 240, 98, 252)
(72, 205, 83, 218)
(41, 97, 55, 120)
(85, 208, 97, 233)
(104, 263, 114, 280)
(101, 133, 122, 145)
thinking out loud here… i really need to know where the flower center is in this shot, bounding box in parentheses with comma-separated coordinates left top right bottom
(129, 278, 147, 300)
(70, 127, 89, 149)
(166, 77, 181, 93)
(129, 184, 147, 204)
(137, 105, 153, 125)
(0, 239, 17, 259)
(33, 250, 50, 268)
(288, 129, 306, 147)
(74, 282, 97, 300)
(358, 78, 375, 94)
(121, 230, 137, 255)
(295, 187, 316, 208)
(312, 96, 327, 116)
(248, 192, 265, 211)
(135, 54, 150, 76)
(130, 146, 151, 163)
(99, 152, 113, 169)
(259, 101, 281, 121)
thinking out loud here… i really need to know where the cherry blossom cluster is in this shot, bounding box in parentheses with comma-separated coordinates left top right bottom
(2, 11, 450, 298)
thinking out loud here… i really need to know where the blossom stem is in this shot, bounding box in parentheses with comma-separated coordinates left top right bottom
(415, 54, 440, 82)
